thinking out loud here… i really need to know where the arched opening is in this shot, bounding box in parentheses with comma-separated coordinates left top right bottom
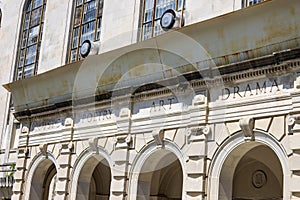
(29, 159, 57, 200)
(76, 156, 111, 200)
(219, 142, 283, 200)
(137, 149, 183, 200)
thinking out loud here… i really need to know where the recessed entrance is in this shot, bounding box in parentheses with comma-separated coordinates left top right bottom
(76, 156, 111, 200)
(219, 142, 283, 200)
(137, 149, 183, 200)
(29, 159, 57, 200)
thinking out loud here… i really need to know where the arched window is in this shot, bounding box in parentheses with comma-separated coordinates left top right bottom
(68, 0, 104, 63)
(15, 0, 47, 80)
(141, 0, 184, 40)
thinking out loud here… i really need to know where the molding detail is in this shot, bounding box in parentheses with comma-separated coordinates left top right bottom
(119, 108, 130, 118)
(286, 115, 300, 127)
(152, 129, 164, 146)
(239, 117, 254, 141)
(21, 126, 29, 134)
(64, 117, 73, 127)
(39, 143, 48, 155)
(18, 148, 29, 158)
(193, 94, 206, 106)
(88, 137, 99, 153)
(115, 135, 132, 149)
(187, 126, 210, 142)
(59, 142, 74, 154)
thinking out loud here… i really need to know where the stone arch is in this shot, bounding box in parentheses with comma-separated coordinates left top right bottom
(69, 146, 113, 200)
(207, 131, 290, 200)
(24, 152, 58, 200)
(128, 141, 186, 200)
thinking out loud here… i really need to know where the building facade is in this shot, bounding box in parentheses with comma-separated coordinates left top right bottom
(1, 0, 300, 199)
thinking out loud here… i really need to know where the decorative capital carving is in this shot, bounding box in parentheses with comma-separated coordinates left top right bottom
(187, 126, 210, 142)
(152, 129, 164, 146)
(239, 117, 254, 141)
(59, 142, 74, 154)
(286, 115, 300, 127)
(115, 135, 132, 149)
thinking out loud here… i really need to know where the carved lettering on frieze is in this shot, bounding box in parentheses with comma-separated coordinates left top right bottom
(150, 98, 175, 112)
(31, 118, 63, 132)
(222, 80, 280, 100)
(79, 109, 112, 123)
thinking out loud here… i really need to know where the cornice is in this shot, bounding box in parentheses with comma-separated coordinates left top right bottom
(14, 58, 300, 120)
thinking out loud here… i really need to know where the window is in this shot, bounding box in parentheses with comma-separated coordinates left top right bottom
(15, 0, 46, 80)
(141, 0, 184, 40)
(68, 0, 104, 63)
(242, 0, 264, 7)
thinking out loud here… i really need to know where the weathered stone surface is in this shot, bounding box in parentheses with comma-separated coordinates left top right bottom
(185, 176, 204, 192)
(186, 141, 206, 157)
(186, 157, 205, 174)
(226, 121, 240, 136)
(269, 116, 285, 141)
(215, 123, 230, 145)
(254, 117, 272, 131)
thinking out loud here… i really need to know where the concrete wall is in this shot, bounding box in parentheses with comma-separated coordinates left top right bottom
(0, 0, 244, 150)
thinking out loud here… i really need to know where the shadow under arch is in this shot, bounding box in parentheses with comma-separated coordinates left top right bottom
(69, 146, 113, 200)
(128, 141, 186, 200)
(23, 152, 58, 200)
(207, 130, 290, 200)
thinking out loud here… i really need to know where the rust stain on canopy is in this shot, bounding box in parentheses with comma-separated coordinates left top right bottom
(3, 0, 300, 113)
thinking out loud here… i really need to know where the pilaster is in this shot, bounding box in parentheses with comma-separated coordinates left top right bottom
(184, 126, 210, 199)
(55, 142, 74, 200)
(11, 125, 29, 200)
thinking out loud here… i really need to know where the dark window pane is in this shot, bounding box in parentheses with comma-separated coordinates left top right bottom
(70, 49, 77, 62)
(33, 0, 43, 9)
(81, 21, 95, 43)
(77, 0, 82, 6)
(23, 64, 35, 77)
(28, 26, 39, 45)
(72, 28, 79, 48)
(30, 7, 42, 27)
(83, 0, 97, 23)
(25, 1, 32, 12)
(74, 6, 82, 25)
(98, 0, 104, 16)
(96, 18, 101, 40)
(25, 44, 37, 65)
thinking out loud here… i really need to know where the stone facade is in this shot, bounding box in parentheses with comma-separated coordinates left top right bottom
(1, 0, 300, 199)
